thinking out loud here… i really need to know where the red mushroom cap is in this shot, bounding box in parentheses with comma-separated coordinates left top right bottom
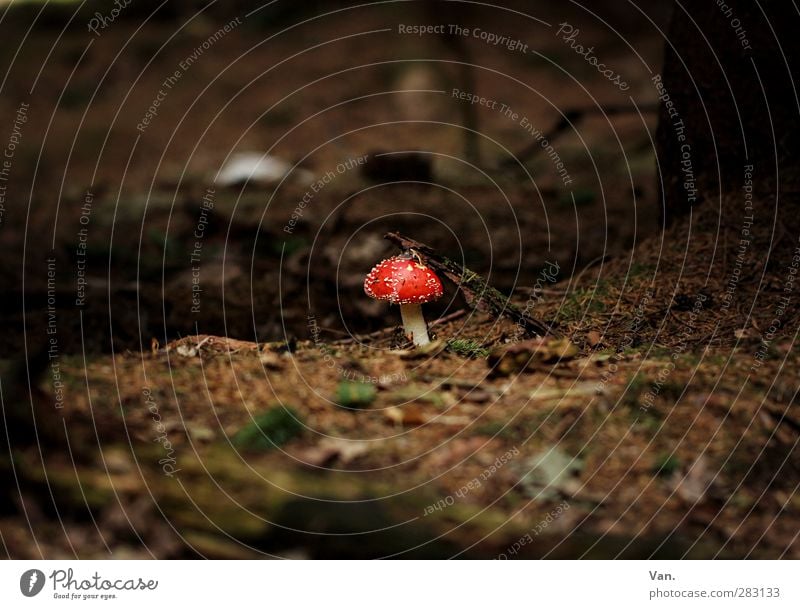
(364, 256, 443, 305)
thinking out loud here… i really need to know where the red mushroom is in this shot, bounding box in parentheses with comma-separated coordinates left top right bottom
(364, 255, 443, 346)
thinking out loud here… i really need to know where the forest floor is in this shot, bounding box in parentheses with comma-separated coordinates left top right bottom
(3, 202, 799, 559)
(1, 3, 798, 559)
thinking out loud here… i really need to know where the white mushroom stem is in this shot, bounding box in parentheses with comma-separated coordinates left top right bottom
(400, 303, 430, 347)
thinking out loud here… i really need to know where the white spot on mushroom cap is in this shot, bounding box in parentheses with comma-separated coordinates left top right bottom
(363, 255, 443, 303)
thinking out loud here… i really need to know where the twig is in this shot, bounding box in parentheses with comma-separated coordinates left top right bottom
(384, 232, 558, 337)
(765, 409, 800, 435)
(417, 375, 503, 392)
(330, 326, 395, 345)
(515, 286, 568, 296)
(501, 103, 659, 169)
(318, 327, 350, 337)
(429, 308, 467, 327)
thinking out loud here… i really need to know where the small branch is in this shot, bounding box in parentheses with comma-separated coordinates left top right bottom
(501, 102, 660, 170)
(429, 308, 466, 327)
(765, 409, 800, 435)
(330, 326, 395, 345)
(384, 232, 558, 338)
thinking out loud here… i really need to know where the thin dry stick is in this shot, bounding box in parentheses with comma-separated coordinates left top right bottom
(429, 308, 467, 327)
(501, 103, 660, 169)
(384, 232, 558, 338)
(330, 326, 395, 345)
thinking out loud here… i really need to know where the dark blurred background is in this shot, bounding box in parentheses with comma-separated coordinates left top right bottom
(0, 0, 672, 355)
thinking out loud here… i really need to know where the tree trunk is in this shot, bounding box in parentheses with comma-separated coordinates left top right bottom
(656, 1, 800, 226)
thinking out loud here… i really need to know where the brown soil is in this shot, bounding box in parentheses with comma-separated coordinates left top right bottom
(1, 2, 797, 559)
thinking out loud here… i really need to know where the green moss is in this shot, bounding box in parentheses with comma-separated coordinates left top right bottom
(475, 421, 512, 437)
(335, 381, 376, 409)
(317, 343, 336, 357)
(233, 406, 303, 450)
(640, 413, 664, 436)
(446, 338, 489, 359)
(622, 373, 646, 408)
(647, 346, 673, 360)
(652, 453, 680, 477)
(627, 262, 655, 278)
(556, 283, 609, 321)
(388, 385, 445, 407)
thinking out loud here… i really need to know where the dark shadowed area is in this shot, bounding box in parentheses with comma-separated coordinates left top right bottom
(0, 0, 798, 560)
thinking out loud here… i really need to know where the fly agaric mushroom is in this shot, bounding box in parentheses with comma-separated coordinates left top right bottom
(364, 255, 443, 346)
